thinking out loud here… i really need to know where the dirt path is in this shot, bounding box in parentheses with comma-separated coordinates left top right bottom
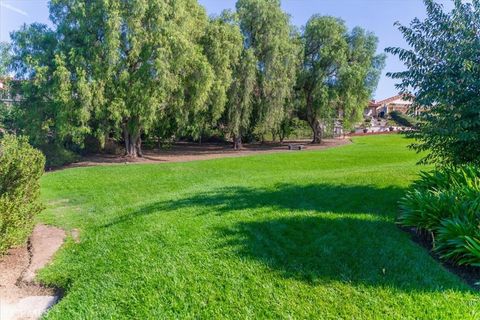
(62, 138, 351, 169)
(0, 225, 66, 320)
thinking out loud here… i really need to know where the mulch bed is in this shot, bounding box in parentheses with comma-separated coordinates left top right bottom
(52, 138, 351, 171)
(401, 226, 480, 291)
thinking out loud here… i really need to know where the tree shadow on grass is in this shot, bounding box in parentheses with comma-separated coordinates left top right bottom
(100, 183, 472, 292)
(217, 215, 471, 292)
(102, 183, 405, 228)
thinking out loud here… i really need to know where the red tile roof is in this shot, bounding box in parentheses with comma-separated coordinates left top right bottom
(376, 94, 413, 105)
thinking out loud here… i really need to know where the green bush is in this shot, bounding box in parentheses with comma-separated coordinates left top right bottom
(40, 143, 79, 169)
(0, 135, 45, 254)
(389, 110, 418, 128)
(398, 165, 480, 267)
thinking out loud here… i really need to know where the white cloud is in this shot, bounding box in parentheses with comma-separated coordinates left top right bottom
(0, 2, 28, 17)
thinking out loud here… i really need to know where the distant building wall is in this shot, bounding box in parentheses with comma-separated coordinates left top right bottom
(366, 94, 414, 118)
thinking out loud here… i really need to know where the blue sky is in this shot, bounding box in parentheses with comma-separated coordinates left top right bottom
(0, 0, 455, 99)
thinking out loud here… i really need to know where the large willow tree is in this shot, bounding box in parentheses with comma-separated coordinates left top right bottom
(298, 15, 384, 143)
(236, 0, 300, 140)
(48, 0, 215, 157)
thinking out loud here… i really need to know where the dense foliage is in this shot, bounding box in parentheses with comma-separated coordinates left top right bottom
(6, 0, 382, 161)
(399, 165, 480, 267)
(9, 23, 60, 147)
(0, 134, 45, 254)
(387, 0, 480, 165)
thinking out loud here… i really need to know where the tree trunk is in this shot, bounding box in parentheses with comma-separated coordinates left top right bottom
(309, 119, 323, 144)
(279, 128, 286, 143)
(305, 91, 322, 144)
(233, 134, 242, 150)
(135, 135, 143, 157)
(271, 130, 277, 142)
(123, 125, 143, 158)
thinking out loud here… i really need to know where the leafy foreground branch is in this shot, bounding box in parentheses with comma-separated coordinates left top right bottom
(387, 0, 480, 165)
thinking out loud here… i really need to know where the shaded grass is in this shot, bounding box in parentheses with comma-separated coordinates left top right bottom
(38, 135, 479, 319)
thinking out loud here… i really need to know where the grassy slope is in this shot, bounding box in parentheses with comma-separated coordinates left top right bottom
(38, 135, 479, 319)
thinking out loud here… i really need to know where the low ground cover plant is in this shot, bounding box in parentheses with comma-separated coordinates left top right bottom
(0, 134, 45, 254)
(399, 165, 480, 267)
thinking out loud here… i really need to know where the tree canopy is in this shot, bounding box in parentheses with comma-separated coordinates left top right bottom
(0, 41, 12, 131)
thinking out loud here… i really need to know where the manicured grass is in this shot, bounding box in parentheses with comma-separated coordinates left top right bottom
(38, 135, 479, 319)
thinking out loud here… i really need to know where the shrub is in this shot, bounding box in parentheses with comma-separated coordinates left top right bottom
(0, 134, 45, 254)
(389, 110, 418, 128)
(40, 143, 79, 169)
(398, 165, 480, 267)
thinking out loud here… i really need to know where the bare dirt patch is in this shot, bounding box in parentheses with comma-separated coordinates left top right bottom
(0, 224, 66, 320)
(59, 138, 351, 169)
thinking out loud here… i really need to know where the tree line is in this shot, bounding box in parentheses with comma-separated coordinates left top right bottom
(1, 0, 384, 159)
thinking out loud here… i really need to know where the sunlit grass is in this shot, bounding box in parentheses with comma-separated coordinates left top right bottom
(38, 135, 479, 319)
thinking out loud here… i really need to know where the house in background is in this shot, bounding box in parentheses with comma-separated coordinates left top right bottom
(365, 94, 414, 118)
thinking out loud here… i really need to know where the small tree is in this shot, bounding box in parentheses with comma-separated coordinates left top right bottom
(386, 0, 480, 165)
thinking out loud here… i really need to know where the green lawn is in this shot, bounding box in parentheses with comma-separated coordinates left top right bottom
(38, 135, 479, 319)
